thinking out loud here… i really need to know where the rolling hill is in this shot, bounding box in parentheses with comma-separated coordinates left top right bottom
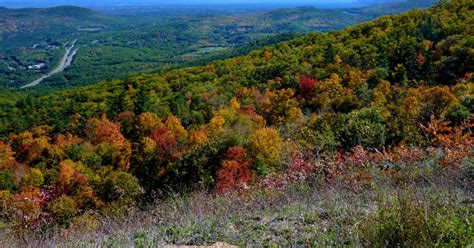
(0, 6, 117, 38)
(0, 0, 472, 246)
(0, 1, 437, 89)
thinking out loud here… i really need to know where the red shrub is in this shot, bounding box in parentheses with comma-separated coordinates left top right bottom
(216, 146, 254, 194)
(258, 173, 289, 191)
(421, 115, 473, 167)
(287, 153, 315, 181)
(383, 146, 427, 166)
(345, 146, 372, 168)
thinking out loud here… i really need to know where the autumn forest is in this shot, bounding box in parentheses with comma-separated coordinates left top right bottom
(0, 0, 473, 246)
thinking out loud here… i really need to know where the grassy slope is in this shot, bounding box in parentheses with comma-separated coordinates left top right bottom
(3, 162, 471, 247)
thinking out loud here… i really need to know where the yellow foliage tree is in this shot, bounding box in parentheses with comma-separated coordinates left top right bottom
(188, 129, 209, 146)
(137, 112, 163, 135)
(229, 97, 241, 111)
(164, 115, 188, 143)
(207, 115, 226, 134)
(258, 88, 299, 124)
(58, 160, 76, 188)
(0, 141, 14, 165)
(250, 127, 283, 174)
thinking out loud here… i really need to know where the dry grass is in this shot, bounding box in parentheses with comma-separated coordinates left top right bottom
(1, 179, 472, 247)
(1, 157, 473, 247)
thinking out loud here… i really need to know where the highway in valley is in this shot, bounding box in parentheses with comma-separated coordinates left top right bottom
(20, 39, 78, 89)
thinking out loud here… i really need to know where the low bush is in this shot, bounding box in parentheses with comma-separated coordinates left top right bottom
(361, 192, 474, 247)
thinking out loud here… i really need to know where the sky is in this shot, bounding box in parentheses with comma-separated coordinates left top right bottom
(0, 0, 379, 8)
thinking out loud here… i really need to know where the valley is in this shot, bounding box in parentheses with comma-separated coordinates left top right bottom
(0, 1, 436, 90)
(21, 39, 78, 88)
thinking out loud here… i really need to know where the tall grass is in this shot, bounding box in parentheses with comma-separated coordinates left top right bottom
(1, 153, 472, 247)
(1, 179, 471, 247)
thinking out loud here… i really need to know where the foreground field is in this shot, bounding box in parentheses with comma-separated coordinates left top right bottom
(1, 150, 473, 247)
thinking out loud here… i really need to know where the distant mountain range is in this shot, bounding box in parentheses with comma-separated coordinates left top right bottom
(0, 0, 437, 8)
(0, 6, 118, 38)
(0, 0, 438, 42)
(0, 5, 101, 18)
(356, 0, 436, 5)
(0, 0, 437, 89)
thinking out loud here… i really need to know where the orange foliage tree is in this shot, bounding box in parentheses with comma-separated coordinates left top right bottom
(85, 116, 131, 169)
(216, 146, 254, 194)
(420, 115, 473, 167)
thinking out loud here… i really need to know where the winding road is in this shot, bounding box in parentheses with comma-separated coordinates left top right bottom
(20, 39, 78, 89)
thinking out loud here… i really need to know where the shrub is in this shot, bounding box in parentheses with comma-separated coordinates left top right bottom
(446, 102, 470, 124)
(0, 170, 18, 192)
(69, 212, 100, 233)
(100, 171, 144, 204)
(216, 146, 254, 194)
(20, 168, 44, 187)
(338, 108, 386, 148)
(48, 195, 77, 225)
(361, 192, 474, 247)
(0, 190, 10, 214)
(464, 158, 474, 182)
(420, 115, 472, 167)
(307, 119, 338, 155)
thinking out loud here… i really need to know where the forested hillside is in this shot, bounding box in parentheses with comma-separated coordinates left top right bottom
(0, 0, 472, 246)
(0, 6, 115, 38)
(1, 0, 471, 139)
(0, 1, 436, 89)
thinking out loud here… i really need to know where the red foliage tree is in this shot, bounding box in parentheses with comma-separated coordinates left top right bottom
(216, 146, 254, 194)
(150, 128, 178, 160)
(299, 76, 317, 99)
